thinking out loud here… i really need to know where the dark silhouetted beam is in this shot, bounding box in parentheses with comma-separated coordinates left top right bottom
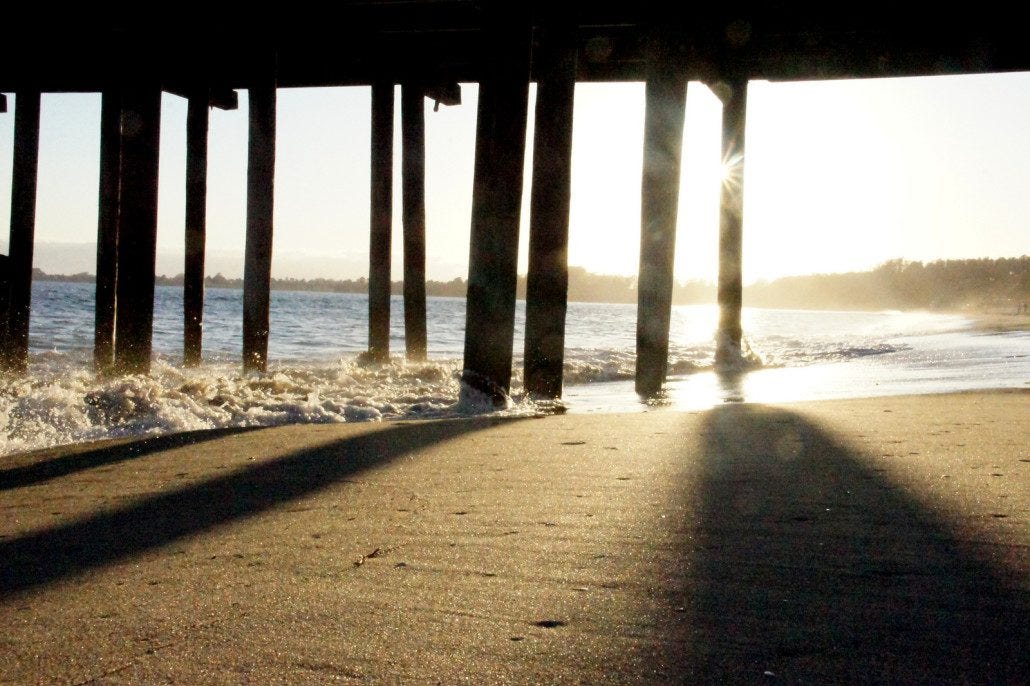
(367, 81, 394, 363)
(184, 91, 209, 367)
(113, 88, 162, 375)
(0, 94, 7, 113)
(461, 7, 532, 403)
(242, 77, 277, 372)
(715, 78, 748, 363)
(208, 88, 239, 110)
(424, 81, 461, 107)
(635, 71, 686, 396)
(2, 91, 41, 375)
(0, 255, 8, 347)
(524, 19, 577, 399)
(401, 84, 427, 361)
(94, 89, 121, 373)
(165, 87, 238, 111)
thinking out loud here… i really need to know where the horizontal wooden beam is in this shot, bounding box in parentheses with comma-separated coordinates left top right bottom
(207, 87, 238, 110)
(0, 11, 1027, 92)
(424, 81, 460, 106)
(6, 14, 1030, 93)
(164, 86, 238, 110)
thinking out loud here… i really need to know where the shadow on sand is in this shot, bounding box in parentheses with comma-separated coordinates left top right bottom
(648, 402, 1027, 682)
(0, 416, 514, 597)
(0, 427, 264, 491)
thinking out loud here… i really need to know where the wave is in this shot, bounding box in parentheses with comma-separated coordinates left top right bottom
(0, 334, 918, 457)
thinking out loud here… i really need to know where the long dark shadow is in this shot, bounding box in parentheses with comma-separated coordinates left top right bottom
(654, 404, 1027, 682)
(0, 416, 516, 596)
(0, 427, 264, 491)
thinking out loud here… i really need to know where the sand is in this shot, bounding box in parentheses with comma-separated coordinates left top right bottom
(963, 311, 1030, 333)
(1, 390, 1026, 683)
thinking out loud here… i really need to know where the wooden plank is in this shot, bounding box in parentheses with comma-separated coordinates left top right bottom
(183, 91, 209, 367)
(424, 81, 460, 107)
(94, 89, 121, 373)
(2, 91, 41, 375)
(461, 7, 532, 403)
(715, 78, 748, 363)
(242, 78, 277, 372)
(523, 19, 577, 399)
(163, 87, 238, 111)
(113, 88, 162, 375)
(367, 81, 394, 363)
(634, 71, 686, 396)
(0, 255, 8, 346)
(401, 84, 427, 361)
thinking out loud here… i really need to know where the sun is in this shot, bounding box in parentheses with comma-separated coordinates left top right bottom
(721, 151, 745, 190)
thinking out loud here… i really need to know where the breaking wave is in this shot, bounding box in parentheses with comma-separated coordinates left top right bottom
(2, 284, 999, 457)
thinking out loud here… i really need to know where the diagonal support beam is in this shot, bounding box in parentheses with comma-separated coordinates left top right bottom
(113, 87, 162, 375)
(401, 84, 427, 361)
(183, 90, 210, 367)
(635, 71, 686, 397)
(524, 17, 577, 399)
(714, 78, 748, 364)
(461, 7, 532, 404)
(94, 89, 121, 373)
(242, 73, 277, 373)
(2, 91, 40, 375)
(367, 81, 394, 364)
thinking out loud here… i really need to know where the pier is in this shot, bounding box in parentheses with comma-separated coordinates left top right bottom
(1, 6, 1028, 682)
(4, 4, 1027, 395)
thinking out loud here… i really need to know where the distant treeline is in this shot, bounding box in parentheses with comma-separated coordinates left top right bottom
(30, 256, 1028, 311)
(741, 257, 1029, 312)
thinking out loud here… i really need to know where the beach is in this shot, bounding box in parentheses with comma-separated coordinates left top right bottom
(1, 390, 1026, 683)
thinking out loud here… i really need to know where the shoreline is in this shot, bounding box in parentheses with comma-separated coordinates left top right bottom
(4, 387, 1027, 462)
(3, 306, 1025, 459)
(958, 310, 1030, 333)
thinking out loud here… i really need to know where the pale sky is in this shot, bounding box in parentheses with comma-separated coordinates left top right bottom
(2, 72, 1029, 285)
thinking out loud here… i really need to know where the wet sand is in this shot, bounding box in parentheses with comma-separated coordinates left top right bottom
(1, 390, 1026, 683)
(960, 309, 1029, 333)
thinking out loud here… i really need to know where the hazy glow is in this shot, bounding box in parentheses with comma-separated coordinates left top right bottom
(721, 153, 745, 188)
(2, 73, 1028, 284)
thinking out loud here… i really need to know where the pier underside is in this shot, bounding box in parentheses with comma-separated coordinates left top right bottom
(3, 2, 1027, 392)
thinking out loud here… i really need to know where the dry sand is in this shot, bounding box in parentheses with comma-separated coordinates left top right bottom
(1, 390, 1027, 683)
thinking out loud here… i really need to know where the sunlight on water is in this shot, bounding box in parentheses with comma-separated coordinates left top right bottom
(1, 282, 1026, 456)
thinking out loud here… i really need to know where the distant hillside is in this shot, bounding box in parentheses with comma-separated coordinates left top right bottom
(29, 256, 1029, 312)
(741, 257, 1029, 312)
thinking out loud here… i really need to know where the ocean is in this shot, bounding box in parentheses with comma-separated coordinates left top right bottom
(1, 280, 1026, 456)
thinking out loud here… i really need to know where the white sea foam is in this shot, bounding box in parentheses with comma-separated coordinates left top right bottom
(0, 355, 463, 456)
(3, 283, 1023, 457)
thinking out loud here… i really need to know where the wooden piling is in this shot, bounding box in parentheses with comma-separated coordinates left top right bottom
(524, 20, 577, 399)
(242, 78, 277, 373)
(184, 91, 209, 367)
(2, 91, 41, 375)
(461, 9, 532, 403)
(113, 88, 162, 375)
(0, 255, 8, 345)
(367, 82, 394, 364)
(401, 85, 427, 361)
(635, 73, 686, 396)
(94, 89, 121, 373)
(716, 79, 747, 363)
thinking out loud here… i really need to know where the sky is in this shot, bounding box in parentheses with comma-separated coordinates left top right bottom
(2, 72, 1029, 285)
